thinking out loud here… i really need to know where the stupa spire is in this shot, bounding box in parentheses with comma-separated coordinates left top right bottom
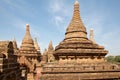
(73, 0, 80, 21)
(90, 28, 96, 43)
(48, 41, 54, 51)
(26, 24, 31, 36)
(13, 36, 18, 50)
(43, 48, 47, 55)
(20, 24, 35, 51)
(34, 37, 40, 51)
(65, 0, 87, 40)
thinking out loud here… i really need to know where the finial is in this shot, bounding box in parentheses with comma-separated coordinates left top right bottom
(26, 23, 29, 26)
(26, 23, 29, 31)
(90, 28, 96, 44)
(74, 0, 79, 5)
(90, 28, 93, 31)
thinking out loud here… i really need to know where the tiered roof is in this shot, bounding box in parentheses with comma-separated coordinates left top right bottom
(20, 24, 35, 51)
(54, 0, 108, 58)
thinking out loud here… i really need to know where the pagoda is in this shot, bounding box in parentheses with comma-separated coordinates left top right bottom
(41, 1, 120, 80)
(47, 41, 55, 62)
(16, 24, 41, 80)
(20, 24, 36, 51)
(54, 0, 108, 63)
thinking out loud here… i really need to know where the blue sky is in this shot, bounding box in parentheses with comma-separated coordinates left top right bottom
(0, 0, 120, 56)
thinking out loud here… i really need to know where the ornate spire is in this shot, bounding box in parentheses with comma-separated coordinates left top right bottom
(34, 37, 40, 51)
(90, 28, 96, 43)
(42, 48, 48, 62)
(20, 24, 35, 51)
(43, 48, 47, 55)
(65, 0, 87, 41)
(26, 24, 29, 31)
(75, 0, 79, 4)
(48, 41, 54, 51)
(13, 36, 18, 50)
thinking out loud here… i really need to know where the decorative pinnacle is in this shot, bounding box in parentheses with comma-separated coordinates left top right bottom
(26, 24, 29, 31)
(90, 28, 96, 43)
(13, 36, 18, 49)
(43, 48, 47, 55)
(26, 23, 29, 26)
(34, 37, 40, 51)
(65, 0, 87, 40)
(74, 0, 79, 5)
(48, 41, 54, 51)
(73, 0, 80, 19)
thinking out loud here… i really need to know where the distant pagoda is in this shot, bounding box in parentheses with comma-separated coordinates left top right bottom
(20, 24, 36, 51)
(19, 24, 41, 70)
(54, 0, 108, 63)
(16, 24, 41, 79)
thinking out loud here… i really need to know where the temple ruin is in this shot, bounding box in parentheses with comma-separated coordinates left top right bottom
(41, 1, 120, 80)
(0, 0, 120, 80)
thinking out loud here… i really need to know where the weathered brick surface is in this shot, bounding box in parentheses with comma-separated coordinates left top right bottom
(41, 1, 120, 80)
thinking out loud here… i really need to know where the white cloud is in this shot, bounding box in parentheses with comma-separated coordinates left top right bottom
(101, 31, 120, 56)
(81, 7, 120, 56)
(50, 1, 62, 13)
(13, 20, 26, 30)
(17, 41, 21, 48)
(31, 27, 40, 38)
(48, 0, 72, 33)
(54, 16, 64, 26)
(49, 0, 72, 16)
(1, 0, 26, 10)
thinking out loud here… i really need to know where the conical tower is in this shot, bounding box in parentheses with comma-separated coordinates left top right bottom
(54, 0, 108, 63)
(43, 48, 47, 56)
(48, 41, 55, 62)
(65, 0, 87, 41)
(12, 37, 19, 54)
(42, 48, 48, 63)
(34, 37, 40, 51)
(20, 24, 35, 51)
(48, 41, 54, 52)
(18, 24, 41, 74)
(13, 37, 18, 51)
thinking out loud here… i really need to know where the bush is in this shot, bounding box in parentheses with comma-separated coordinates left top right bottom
(106, 56, 115, 62)
(114, 55, 120, 62)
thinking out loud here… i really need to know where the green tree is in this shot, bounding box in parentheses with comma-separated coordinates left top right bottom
(106, 56, 115, 62)
(115, 55, 120, 62)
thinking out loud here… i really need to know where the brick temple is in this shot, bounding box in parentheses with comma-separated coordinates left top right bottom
(41, 0, 120, 80)
(0, 41, 21, 80)
(0, 0, 120, 80)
